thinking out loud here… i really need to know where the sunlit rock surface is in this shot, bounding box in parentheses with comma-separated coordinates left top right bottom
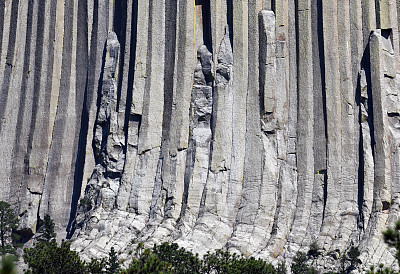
(1, 0, 400, 271)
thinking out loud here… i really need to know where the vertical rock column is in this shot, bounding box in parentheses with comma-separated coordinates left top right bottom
(152, 0, 195, 235)
(370, 30, 392, 213)
(359, 68, 375, 229)
(123, 0, 149, 218)
(255, 10, 279, 256)
(286, 0, 298, 168)
(0, 0, 25, 201)
(358, 0, 377, 230)
(210, 0, 227, 67)
(130, 0, 165, 220)
(262, 0, 297, 259)
(320, 0, 342, 250)
(286, 0, 314, 256)
(360, 29, 397, 267)
(229, 0, 248, 191)
(40, 0, 84, 232)
(228, 0, 263, 256)
(306, 0, 326, 244)
(333, 0, 357, 250)
(0, 0, 30, 220)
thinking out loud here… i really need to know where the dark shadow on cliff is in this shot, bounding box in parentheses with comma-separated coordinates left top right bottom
(356, 37, 375, 229)
(114, 0, 127, 112)
(123, 0, 139, 149)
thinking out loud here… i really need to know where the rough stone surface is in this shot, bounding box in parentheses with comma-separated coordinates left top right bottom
(1, 0, 400, 272)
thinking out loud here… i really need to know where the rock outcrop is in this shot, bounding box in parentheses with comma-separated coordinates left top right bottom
(1, 0, 400, 271)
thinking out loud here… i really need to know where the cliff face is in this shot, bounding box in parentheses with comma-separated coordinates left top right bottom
(1, 0, 400, 270)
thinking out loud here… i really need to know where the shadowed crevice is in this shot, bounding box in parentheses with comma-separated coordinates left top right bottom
(202, 0, 213, 53)
(113, 0, 127, 112)
(227, 0, 233, 47)
(355, 73, 365, 228)
(123, 0, 138, 148)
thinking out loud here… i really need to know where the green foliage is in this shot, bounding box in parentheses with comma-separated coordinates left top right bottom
(0, 255, 16, 274)
(86, 258, 107, 274)
(36, 214, 56, 243)
(152, 242, 201, 273)
(308, 241, 321, 260)
(347, 246, 361, 271)
(235, 256, 276, 274)
(336, 245, 361, 273)
(23, 239, 86, 274)
(0, 201, 19, 256)
(124, 243, 171, 274)
(123, 243, 277, 274)
(367, 221, 400, 273)
(291, 251, 318, 274)
(202, 249, 275, 274)
(106, 247, 120, 274)
(79, 199, 92, 212)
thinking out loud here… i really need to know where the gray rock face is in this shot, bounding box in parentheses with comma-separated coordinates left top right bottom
(1, 0, 400, 271)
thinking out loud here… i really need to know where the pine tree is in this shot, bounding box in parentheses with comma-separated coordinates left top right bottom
(106, 247, 120, 274)
(24, 239, 86, 274)
(36, 214, 56, 243)
(0, 201, 19, 256)
(23, 215, 86, 274)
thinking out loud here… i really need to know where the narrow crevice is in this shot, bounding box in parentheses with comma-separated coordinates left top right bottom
(356, 74, 365, 228)
(93, 45, 108, 164)
(316, 0, 329, 215)
(321, 170, 328, 219)
(123, 0, 138, 150)
(258, 12, 266, 117)
(227, 0, 233, 47)
(113, 0, 127, 112)
(363, 42, 375, 157)
(270, 170, 283, 237)
(317, 0, 328, 152)
(179, 130, 195, 220)
(202, 0, 213, 53)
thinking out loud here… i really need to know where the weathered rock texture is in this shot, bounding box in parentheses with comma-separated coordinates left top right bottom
(1, 0, 400, 271)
